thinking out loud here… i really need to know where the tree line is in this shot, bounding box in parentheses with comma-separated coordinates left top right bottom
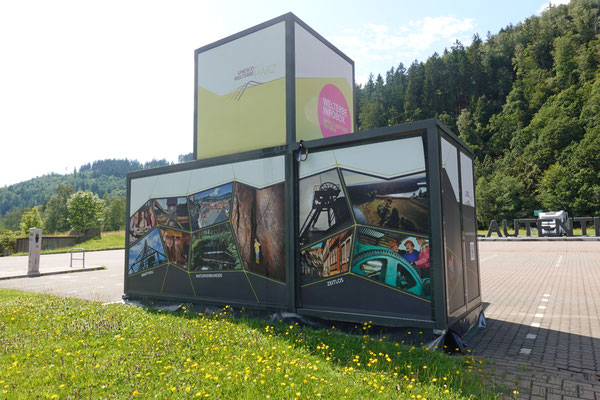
(3, 1, 599, 236)
(0, 155, 194, 253)
(355, 0, 600, 227)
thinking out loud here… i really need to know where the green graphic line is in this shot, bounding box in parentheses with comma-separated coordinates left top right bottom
(148, 176, 159, 206)
(190, 219, 231, 235)
(354, 224, 428, 239)
(299, 165, 338, 180)
(128, 262, 168, 278)
(337, 167, 357, 226)
(244, 270, 287, 285)
(160, 265, 169, 293)
(300, 225, 354, 251)
(187, 178, 235, 198)
(335, 165, 425, 179)
(349, 272, 431, 303)
(244, 271, 260, 303)
(445, 247, 463, 264)
(187, 272, 197, 297)
(234, 178, 285, 189)
(300, 271, 352, 288)
(190, 269, 243, 274)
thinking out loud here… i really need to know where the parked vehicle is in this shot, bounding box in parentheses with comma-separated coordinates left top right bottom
(538, 211, 569, 235)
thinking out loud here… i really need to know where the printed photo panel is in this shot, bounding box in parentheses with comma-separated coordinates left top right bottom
(231, 181, 286, 282)
(342, 170, 429, 234)
(196, 22, 286, 159)
(188, 182, 233, 231)
(160, 228, 190, 270)
(299, 168, 352, 247)
(295, 22, 354, 141)
(460, 153, 480, 303)
(190, 223, 242, 272)
(129, 201, 156, 245)
(152, 197, 191, 231)
(352, 227, 431, 299)
(441, 138, 466, 315)
(128, 228, 168, 275)
(301, 228, 353, 285)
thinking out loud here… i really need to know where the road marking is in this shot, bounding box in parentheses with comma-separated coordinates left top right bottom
(543, 294, 550, 297)
(555, 255, 563, 268)
(526, 334, 537, 340)
(538, 305, 546, 309)
(535, 313, 544, 318)
(115, 283, 123, 286)
(480, 254, 497, 263)
(520, 348, 532, 355)
(531, 322, 541, 328)
(541, 298, 549, 302)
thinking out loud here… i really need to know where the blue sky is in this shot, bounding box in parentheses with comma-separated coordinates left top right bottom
(0, 0, 568, 188)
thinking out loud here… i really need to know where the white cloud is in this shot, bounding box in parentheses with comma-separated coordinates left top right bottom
(331, 15, 476, 83)
(537, 0, 571, 14)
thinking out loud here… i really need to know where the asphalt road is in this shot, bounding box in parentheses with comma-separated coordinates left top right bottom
(0, 250, 125, 303)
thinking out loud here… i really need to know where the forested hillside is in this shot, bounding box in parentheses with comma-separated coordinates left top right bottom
(0, 159, 169, 217)
(0, 155, 196, 234)
(2, 1, 599, 231)
(356, 0, 600, 226)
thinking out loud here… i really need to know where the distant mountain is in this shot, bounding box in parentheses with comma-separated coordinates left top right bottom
(0, 157, 190, 217)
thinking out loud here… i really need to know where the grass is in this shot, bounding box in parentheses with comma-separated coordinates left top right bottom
(12, 231, 125, 256)
(0, 289, 508, 399)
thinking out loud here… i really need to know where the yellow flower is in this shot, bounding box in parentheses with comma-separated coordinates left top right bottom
(132, 390, 139, 396)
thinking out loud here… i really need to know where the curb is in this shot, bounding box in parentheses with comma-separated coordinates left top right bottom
(0, 266, 107, 281)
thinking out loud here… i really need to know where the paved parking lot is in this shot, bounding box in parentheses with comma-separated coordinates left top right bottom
(0, 242, 599, 398)
(0, 250, 124, 303)
(470, 241, 600, 399)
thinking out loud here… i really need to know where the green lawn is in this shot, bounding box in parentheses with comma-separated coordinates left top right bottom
(0, 289, 508, 399)
(12, 231, 125, 256)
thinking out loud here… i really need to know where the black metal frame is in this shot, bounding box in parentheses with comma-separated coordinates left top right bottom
(435, 122, 483, 331)
(192, 12, 356, 160)
(125, 118, 482, 332)
(125, 12, 481, 332)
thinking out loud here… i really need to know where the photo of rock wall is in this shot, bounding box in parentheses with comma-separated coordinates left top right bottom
(231, 182, 286, 282)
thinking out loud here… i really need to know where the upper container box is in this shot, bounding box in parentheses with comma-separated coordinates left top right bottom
(194, 13, 355, 160)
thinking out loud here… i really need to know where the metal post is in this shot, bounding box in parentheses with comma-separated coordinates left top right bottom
(70, 248, 85, 268)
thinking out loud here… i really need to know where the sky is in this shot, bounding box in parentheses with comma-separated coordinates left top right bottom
(0, 0, 569, 188)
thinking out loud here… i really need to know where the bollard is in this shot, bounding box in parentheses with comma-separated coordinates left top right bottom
(28, 228, 42, 276)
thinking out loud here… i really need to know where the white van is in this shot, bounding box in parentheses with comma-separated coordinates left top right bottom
(538, 211, 569, 235)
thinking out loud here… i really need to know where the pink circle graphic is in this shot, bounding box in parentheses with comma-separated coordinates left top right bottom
(317, 84, 351, 137)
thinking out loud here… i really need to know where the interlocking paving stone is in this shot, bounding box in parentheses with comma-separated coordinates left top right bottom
(471, 242, 600, 399)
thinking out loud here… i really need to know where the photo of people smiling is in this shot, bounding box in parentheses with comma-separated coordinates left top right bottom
(352, 227, 431, 298)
